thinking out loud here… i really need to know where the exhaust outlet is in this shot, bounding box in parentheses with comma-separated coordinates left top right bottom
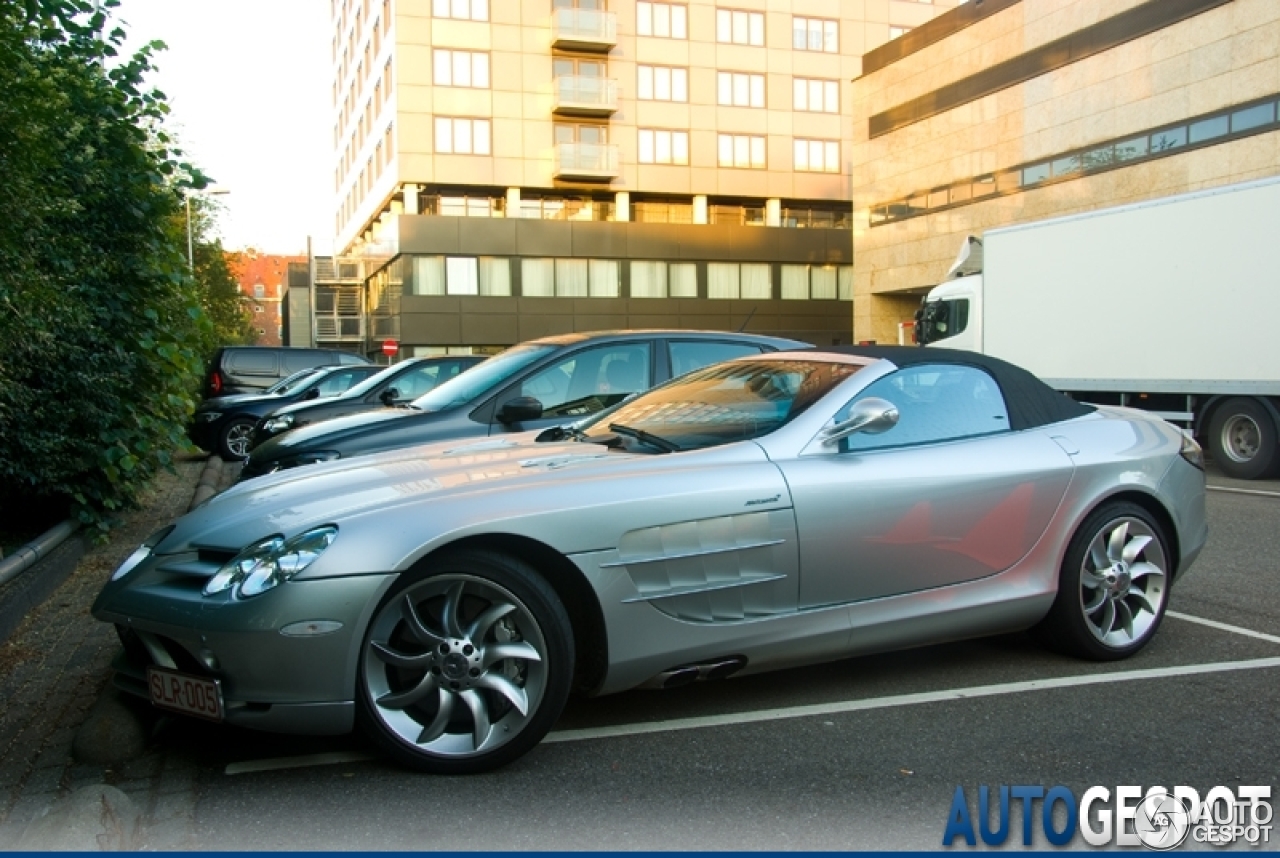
(642, 656, 748, 690)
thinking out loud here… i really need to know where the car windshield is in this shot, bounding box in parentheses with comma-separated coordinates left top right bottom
(410, 343, 557, 411)
(268, 368, 323, 395)
(339, 361, 415, 400)
(579, 359, 863, 452)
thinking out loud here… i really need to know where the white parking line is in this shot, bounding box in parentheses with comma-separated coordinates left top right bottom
(226, 617, 1280, 774)
(542, 656, 1280, 744)
(1207, 485, 1280, 498)
(1168, 610, 1280, 645)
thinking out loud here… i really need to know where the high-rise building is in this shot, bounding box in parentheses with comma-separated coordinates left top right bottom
(326, 0, 959, 357)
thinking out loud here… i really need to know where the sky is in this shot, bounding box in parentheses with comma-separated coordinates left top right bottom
(116, 0, 334, 255)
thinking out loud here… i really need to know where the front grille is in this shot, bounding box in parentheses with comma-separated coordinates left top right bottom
(115, 625, 213, 677)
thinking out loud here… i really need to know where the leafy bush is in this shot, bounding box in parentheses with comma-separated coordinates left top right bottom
(0, 0, 215, 535)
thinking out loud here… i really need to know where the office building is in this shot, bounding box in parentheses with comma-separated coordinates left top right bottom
(326, 0, 959, 356)
(850, 0, 1280, 344)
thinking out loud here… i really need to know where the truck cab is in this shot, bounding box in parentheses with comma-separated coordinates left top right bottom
(917, 276, 981, 350)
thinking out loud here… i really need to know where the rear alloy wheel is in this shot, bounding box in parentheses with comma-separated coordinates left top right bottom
(218, 418, 256, 461)
(1036, 502, 1170, 661)
(1207, 398, 1279, 480)
(357, 550, 573, 774)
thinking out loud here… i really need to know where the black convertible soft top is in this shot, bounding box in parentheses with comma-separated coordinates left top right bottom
(815, 345, 1095, 432)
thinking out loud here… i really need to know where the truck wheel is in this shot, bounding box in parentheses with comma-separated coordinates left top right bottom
(1207, 398, 1279, 480)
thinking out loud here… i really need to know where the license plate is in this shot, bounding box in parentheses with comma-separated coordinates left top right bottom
(147, 666, 224, 722)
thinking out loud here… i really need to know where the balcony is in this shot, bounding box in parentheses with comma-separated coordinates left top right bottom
(553, 75, 619, 116)
(554, 142, 619, 181)
(550, 8, 616, 51)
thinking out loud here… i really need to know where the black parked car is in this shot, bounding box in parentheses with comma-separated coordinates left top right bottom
(191, 364, 382, 460)
(241, 330, 808, 480)
(251, 354, 487, 447)
(203, 346, 371, 398)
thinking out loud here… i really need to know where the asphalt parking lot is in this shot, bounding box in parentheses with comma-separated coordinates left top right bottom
(125, 467, 1280, 851)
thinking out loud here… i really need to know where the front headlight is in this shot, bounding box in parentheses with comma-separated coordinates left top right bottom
(203, 526, 338, 599)
(264, 415, 295, 433)
(196, 412, 222, 423)
(110, 525, 175, 581)
(1179, 431, 1205, 470)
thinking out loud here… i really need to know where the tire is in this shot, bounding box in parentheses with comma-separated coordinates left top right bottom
(218, 417, 256, 461)
(1034, 501, 1171, 661)
(1207, 398, 1279, 480)
(356, 549, 574, 774)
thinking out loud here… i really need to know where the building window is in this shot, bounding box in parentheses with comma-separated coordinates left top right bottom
(870, 92, 1280, 226)
(254, 305, 264, 313)
(707, 263, 770, 299)
(253, 284, 265, 299)
(889, 25, 911, 39)
(433, 49, 489, 88)
(632, 200, 693, 223)
(715, 9, 763, 46)
(795, 138, 839, 173)
(794, 78, 838, 113)
(434, 117, 491, 154)
(793, 17, 837, 52)
(554, 122, 607, 145)
(412, 256, 511, 295)
(638, 129, 689, 165)
(637, 1, 686, 38)
(520, 258, 620, 297)
(432, 0, 487, 20)
(717, 72, 765, 108)
(637, 65, 688, 102)
(717, 134, 765, 169)
(781, 264, 849, 299)
(630, 261, 697, 297)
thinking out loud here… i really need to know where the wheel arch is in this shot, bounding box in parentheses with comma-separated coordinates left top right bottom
(1081, 488, 1183, 580)
(408, 533, 609, 696)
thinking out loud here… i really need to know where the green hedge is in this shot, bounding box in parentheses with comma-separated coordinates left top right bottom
(0, 1, 216, 535)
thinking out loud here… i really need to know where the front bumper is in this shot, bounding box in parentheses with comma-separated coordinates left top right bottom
(93, 555, 395, 735)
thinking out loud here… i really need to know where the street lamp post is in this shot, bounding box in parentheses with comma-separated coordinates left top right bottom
(185, 187, 230, 270)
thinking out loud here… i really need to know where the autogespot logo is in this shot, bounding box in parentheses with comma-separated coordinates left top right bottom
(942, 784, 1273, 849)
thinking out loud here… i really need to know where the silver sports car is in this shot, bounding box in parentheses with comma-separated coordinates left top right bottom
(93, 346, 1207, 773)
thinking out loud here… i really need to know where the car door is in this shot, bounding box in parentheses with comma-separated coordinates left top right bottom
(776, 364, 1075, 608)
(487, 341, 653, 434)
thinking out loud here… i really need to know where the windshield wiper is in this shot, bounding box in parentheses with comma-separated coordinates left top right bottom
(608, 423, 681, 453)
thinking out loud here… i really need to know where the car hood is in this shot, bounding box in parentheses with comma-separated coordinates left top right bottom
(160, 435, 635, 553)
(199, 392, 281, 411)
(250, 406, 427, 453)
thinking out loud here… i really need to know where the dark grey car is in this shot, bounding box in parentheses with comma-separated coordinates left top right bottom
(240, 330, 807, 480)
(250, 354, 488, 448)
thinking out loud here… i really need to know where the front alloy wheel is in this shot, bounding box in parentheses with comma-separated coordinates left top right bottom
(1036, 502, 1171, 661)
(219, 418, 255, 460)
(358, 551, 573, 773)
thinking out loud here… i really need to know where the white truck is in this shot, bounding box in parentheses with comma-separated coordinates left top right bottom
(916, 176, 1280, 479)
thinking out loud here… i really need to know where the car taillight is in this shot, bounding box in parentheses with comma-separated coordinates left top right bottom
(210, 372, 223, 394)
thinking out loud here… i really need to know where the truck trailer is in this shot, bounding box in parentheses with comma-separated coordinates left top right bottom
(916, 176, 1280, 479)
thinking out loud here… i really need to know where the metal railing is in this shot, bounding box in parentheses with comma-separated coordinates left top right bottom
(553, 75, 618, 113)
(554, 142, 619, 178)
(551, 8, 617, 47)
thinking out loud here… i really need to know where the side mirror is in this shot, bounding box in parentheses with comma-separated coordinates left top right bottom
(497, 396, 544, 425)
(819, 397, 899, 445)
(303, 387, 321, 401)
(379, 387, 399, 405)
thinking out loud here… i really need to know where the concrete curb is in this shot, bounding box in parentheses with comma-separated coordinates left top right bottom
(0, 522, 86, 645)
(188, 454, 224, 510)
(0, 520, 79, 588)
